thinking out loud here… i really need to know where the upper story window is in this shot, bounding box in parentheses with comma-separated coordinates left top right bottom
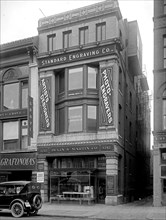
(163, 89, 166, 130)
(68, 67, 83, 90)
(164, 36, 166, 68)
(63, 30, 72, 49)
(59, 70, 65, 93)
(79, 27, 88, 45)
(68, 106, 83, 132)
(96, 22, 106, 42)
(47, 34, 56, 52)
(87, 105, 97, 131)
(88, 67, 97, 89)
(2, 68, 28, 111)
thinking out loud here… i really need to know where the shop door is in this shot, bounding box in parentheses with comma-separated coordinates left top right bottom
(97, 172, 106, 203)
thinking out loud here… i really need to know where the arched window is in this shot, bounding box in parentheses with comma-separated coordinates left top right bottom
(163, 89, 166, 130)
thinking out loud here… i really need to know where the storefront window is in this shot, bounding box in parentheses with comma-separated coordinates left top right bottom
(87, 106, 97, 131)
(68, 67, 83, 90)
(68, 106, 82, 132)
(50, 171, 95, 202)
(88, 67, 97, 89)
(3, 83, 19, 110)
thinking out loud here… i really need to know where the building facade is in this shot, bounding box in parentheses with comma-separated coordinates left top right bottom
(0, 37, 39, 183)
(37, 0, 150, 205)
(153, 0, 166, 206)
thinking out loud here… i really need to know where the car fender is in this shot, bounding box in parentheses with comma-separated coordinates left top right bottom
(9, 198, 26, 210)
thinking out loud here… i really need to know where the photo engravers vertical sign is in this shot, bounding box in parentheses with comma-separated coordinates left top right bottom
(39, 77, 51, 131)
(100, 67, 113, 126)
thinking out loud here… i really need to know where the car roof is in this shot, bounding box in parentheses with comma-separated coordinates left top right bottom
(0, 181, 31, 186)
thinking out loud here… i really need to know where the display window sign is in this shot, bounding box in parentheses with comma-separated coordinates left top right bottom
(39, 77, 51, 131)
(100, 67, 113, 126)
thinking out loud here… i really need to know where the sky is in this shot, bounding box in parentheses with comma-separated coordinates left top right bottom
(0, 0, 154, 139)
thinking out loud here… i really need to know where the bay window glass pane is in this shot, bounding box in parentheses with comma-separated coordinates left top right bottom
(3, 121, 19, 140)
(59, 108, 65, 134)
(87, 106, 97, 131)
(68, 67, 83, 90)
(59, 71, 65, 93)
(4, 83, 19, 110)
(88, 67, 97, 89)
(22, 81, 28, 108)
(68, 106, 82, 132)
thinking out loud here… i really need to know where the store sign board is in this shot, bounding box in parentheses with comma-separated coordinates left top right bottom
(38, 144, 114, 155)
(0, 152, 37, 170)
(0, 109, 27, 119)
(100, 67, 113, 126)
(39, 77, 51, 131)
(38, 45, 115, 68)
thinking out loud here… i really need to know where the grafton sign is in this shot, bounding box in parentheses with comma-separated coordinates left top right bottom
(38, 45, 115, 68)
(0, 153, 37, 170)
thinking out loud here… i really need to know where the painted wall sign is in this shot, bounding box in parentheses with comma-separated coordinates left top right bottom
(39, 77, 51, 131)
(100, 67, 113, 126)
(38, 45, 115, 68)
(0, 109, 27, 119)
(38, 144, 114, 155)
(0, 152, 37, 170)
(28, 96, 33, 138)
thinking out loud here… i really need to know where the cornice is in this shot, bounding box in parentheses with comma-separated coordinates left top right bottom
(38, 0, 121, 32)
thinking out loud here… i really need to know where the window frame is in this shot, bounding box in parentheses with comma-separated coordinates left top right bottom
(68, 105, 83, 133)
(79, 26, 88, 45)
(47, 34, 56, 52)
(68, 67, 83, 91)
(96, 22, 106, 42)
(87, 105, 97, 132)
(63, 30, 72, 49)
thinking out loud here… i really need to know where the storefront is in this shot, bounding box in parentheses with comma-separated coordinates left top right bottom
(0, 152, 37, 182)
(37, 143, 121, 204)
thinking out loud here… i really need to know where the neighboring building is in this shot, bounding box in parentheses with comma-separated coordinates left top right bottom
(0, 37, 39, 182)
(153, 0, 166, 206)
(37, 0, 150, 205)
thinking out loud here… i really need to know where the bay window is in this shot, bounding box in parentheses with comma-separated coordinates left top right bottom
(68, 67, 83, 90)
(88, 67, 97, 89)
(68, 106, 83, 132)
(87, 106, 97, 131)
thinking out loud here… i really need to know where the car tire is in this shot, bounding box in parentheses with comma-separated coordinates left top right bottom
(11, 202, 24, 218)
(33, 195, 42, 210)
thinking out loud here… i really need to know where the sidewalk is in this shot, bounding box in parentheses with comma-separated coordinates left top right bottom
(39, 197, 166, 220)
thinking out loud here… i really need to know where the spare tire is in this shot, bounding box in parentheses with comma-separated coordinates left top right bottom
(32, 195, 42, 210)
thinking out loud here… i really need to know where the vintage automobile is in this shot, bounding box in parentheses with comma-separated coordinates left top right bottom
(0, 181, 42, 218)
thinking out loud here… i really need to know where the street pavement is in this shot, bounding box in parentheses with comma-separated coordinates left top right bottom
(38, 197, 166, 220)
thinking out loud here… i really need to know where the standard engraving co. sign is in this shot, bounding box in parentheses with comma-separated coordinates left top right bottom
(0, 152, 37, 170)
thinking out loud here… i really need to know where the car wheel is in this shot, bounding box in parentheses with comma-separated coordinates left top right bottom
(33, 195, 42, 210)
(11, 202, 24, 218)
